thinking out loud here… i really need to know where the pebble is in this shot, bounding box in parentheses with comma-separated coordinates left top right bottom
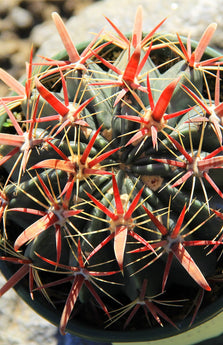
(9, 6, 33, 30)
(30, 21, 56, 49)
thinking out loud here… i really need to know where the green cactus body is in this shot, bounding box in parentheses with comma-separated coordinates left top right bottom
(0, 6, 223, 343)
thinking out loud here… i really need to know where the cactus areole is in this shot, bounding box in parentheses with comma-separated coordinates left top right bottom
(1, 7, 223, 343)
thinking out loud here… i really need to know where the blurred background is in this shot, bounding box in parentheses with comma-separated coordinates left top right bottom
(0, 0, 100, 96)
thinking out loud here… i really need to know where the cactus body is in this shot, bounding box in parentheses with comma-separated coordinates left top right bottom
(0, 7, 223, 342)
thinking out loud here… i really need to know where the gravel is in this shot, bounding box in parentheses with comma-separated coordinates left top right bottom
(0, 0, 99, 96)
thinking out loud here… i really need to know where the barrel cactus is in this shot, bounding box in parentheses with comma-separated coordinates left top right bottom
(0, 6, 223, 342)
